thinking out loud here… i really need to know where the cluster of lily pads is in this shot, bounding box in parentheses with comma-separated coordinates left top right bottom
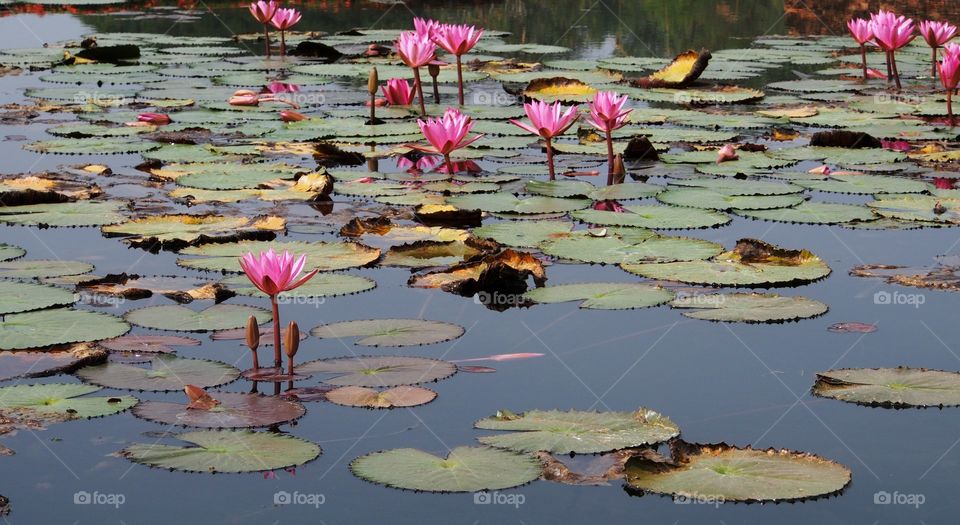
(1, 12, 960, 506)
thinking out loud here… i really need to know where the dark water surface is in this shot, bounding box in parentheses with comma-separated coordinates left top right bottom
(0, 2, 958, 525)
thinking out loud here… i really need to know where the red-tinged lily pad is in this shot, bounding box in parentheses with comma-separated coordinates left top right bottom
(325, 385, 437, 408)
(75, 355, 239, 392)
(827, 322, 877, 334)
(99, 334, 201, 353)
(132, 392, 305, 428)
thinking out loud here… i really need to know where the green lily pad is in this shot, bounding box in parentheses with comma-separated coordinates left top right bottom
(868, 196, 960, 223)
(0, 244, 25, 262)
(524, 180, 597, 198)
(350, 446, 542, 493)
(76, 356, 239, 392)
(624, 441, 851, 502)
(0, 201, 127, 227)
(0, 281, 76, 315)
(796, 174, 931, 195)
(657, 188, 805, 210)
(309, 319, 464, 347)
(0, 308, 129, 350)
(25, 138, 160, 155)
(221, 273, 376, 298)
(0, 383, 136, 420)
(124, 304, 271, 332)
(448, 193, 591, 214)
(177, 240, 380, 273)
(671, 293, 828, 322)
(132, 392, 305, 428)
(540, 233, 723, 264)
(572, 206, 731, 229)
(121, 430, 320, 473)
(736, 202, 876, 224)
(667, 177, 803, 196)
(297, 356, 457, 387)
(524, 282, 675, 310)
(0, 260, 93, 279)
(473, 220, 575, 248)
(813, 367, 960, 407)
(475, 408, 680, 454)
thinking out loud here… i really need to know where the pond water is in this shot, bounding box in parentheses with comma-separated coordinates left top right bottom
(0, 1, 959, 524)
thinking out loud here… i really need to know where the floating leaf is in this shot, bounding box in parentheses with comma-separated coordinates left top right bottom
(671, 293, 828, 322)
(736, 202, 875, 224)
(475, 408, 680, 454)
(76, 356, 239, 392)
(472, 220, 574, 248)
(572, 206, 731, 229)
(99, 334, 200, 353)
(0, 201, 126, 227)
(448, 193, 591, 214)
(624, 440, 851, 502)
(103, 214, 284, 250)
(814, 367, 960, 407)
(0, 281, 76, 315)
(309, 319, 464, 347)
(121, 430, 320, 473)
(177, 240, 380, 273)
(0, 259, 92, 279)
(132, 392, 305, 428)
(0, 308, 129, 350)
(350, 446, 542, 492)
(524, 282, 675, 310)
(657, 188, 804, 211)
(325, 385, 437, 408)
(0, 343, 106, 382)
(540, 233, 722, 264)
(0, 383, 136, 420)
(221, 273, 376, 298)
(124, 304, 271, 332)
(297, 356, 457, 387)
(0, 244, 25, 262)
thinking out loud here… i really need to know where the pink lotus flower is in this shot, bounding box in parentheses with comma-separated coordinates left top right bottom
(249, 0, 279, 58)
(939, 43, 960, 125)
(435, 23, 484, 105)
(413, 17, 442, 39)
(870, 9, 915, 90)
(395, 31, 437, 115)
(920, 20, 957, 80)
(269, 7, 301, 56)
(848, 18, 873, 81)
(381, 78, 415, 105)
(239, 249, 318, 368)
(866, 68, 887, 79)
(137, 112, 170, 125)
(716, 144, 738, 163)
(410, 107, 483, 173)
(509, 100, 578, 180)
(396, 154, 443, 173)
(266, 81, 300, 94)
(588, 91, 631, 185)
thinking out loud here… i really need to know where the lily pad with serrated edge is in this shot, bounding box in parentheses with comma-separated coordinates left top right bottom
(350, 446, 542, 493)
(0, 260, 93, 280)
(771, 146, 905, 165)
(667, 177, 803, 196)
(524, 282, 675, 310)
(76, 355, 239, 392)
(132, 392, 305, 428)
(25, 138, 160, 155)
(572, 206, 731, 229)
(309, 319, 464, 347)
(220, 273, 376, 298)
(325, 385, 437, 409)
(767, 78, 861, 92)
(0, 201, 127, 227)
(867, 196, 960, 223)
(795, 174, 932, 195)
(735, 201, 876, 225)
(99, 334, 200, 353)
(0, 244, 25, 262)
(296, 356, 457, 387)
(624, 440, 851, 502)
(475, 408, 680, 454)
(671, 293, 828, 323)
(473, 220, 575, 248)
(589, 182, 663, 200)
(448, 193, 591, 214)
(120, 430, 320, 473)
(524, 179, 596, 198)
(177, 240, 380, 273)
(0, 383, 136, 420)
(0, 281, 76, 315)
(102, 214, 284, 250)
(813, 367, 960, 407)
(657, 188, 805, 211)
(0, 345, 105, 382)
(124, 304, 271, 332)
(540, 234, 723, 264)
(0, 308, 129, 350)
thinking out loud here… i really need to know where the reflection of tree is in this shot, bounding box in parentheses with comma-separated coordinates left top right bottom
(71, 0, 784, 57)
(785, 0, 960, 35)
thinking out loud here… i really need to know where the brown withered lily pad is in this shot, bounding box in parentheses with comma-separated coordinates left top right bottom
(102, 214, 285, 251)
(851, 256, 960, 292)
(624, 440, 851, 502)
(539, 449, 645, 486)
(522, 77, 598, 103)
(132, 392, 305, 428)
(813, 367, 960, 407)
(77, 274, 232, 303)
(827, 322, 877, 334)
(408, 249, 547, 298)
(634, 49, 712, 88)
(325, 385, 437, 409)
(0, 342, 106, 382)
(0, 173, 102, 205)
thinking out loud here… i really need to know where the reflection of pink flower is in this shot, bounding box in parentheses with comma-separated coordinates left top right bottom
(933, 177, 955, 190)
(438, 160, 482, 174)
(266, 81, 300, 94)
(881, 139, 910, 152)
(716, 144, 738, 163)
(592, 200, 626, 213)
(396, 154, 443, 173)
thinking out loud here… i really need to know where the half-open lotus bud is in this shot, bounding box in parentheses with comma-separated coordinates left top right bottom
(245, 315, 260, 351)
(428, 63, 441, 78)
(285, 321, 300, 358)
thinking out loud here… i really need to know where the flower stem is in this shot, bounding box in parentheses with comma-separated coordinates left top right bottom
(412, 67, 426, 116)
(605, 130, 614, 186)
(885, 50, 892, 82)
(546, 138, 556, 181)
(860, 45, 867, 82)
(932, 46, 939, 81)
(280, 30, 286, 57)
(270, 295, 281, 368)
(948, 91, 955, 127)
(444, 153, 454, 175)
(264, 25, 271, 58)
(456, 55, 465, 106)
(891, 52, 902, 91)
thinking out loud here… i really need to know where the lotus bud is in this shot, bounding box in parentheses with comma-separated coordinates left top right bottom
(611, 153, 625, 183)
(245, 315, 260, 351)
(716, 144, 738, 164)
(284, 321, 300, 359)
(368, 67, 379, 95)
(280, 110, 306, 122)
(427, 63, 440, 78)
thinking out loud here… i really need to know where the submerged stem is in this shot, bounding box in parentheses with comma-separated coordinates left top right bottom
(270, 295, 281, 368)
(605, 130, 614, 186)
